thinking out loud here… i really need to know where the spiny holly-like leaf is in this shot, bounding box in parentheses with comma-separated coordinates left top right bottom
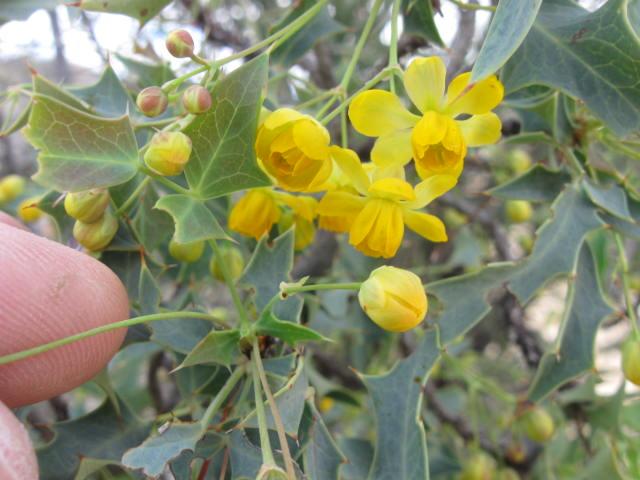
(361, 330, 440, 480)
(605, 193, 640, 239)
(427, 264, 515, 344)
(178, 329, 241, 369)
(184, 54, 271, 199)
(582, 179, 633, 222)
(169, 434, 227, 479)
(71, 64, 133, 118)
(488, 165, 572, 202)
(36, 400, 151, 480)
(254, 311, 329, 346)
(78, 0, 172, 26)
(502, 0, 640, 136)
(24, 94, 139, 192)
(508, 184, 604, 304)
(300, 401, 347, 480)
(138, 263, 160, 315)
(131, 183, 173, 251)
(115, 53, 175, 88)
(229, 430, 266, 479)
(149, 317, 213, 355)
(154, 194, 230, 244)
(240, 229, 302, 321)
(528, 244, 613, 402)
(339, 438, 374, 480)
(402, 0, 443, 46)
(472, 0, 543, 81)
(33, 73, 90, 112)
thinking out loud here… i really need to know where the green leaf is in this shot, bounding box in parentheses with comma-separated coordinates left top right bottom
(33, 74, 90, 112)
(115, 54, 175, 88)
(78, 0, 172, 25)
(508, 184, 604, 304)
(36, 400, 151, 480)
(254, 311, 329, 346)
(488, 165, 572, 202)
(138, 263, 160, 315)
(178, 329, 241, 369)
(154, 194, 230, 244)
(528, 245, 613, 402)
(24, 94, 139, 192)
(502, 0, 640, 136)
(300, 402, 347, 480)
(229, 430, 266, 479)
(131, 183, 174, 251)
(70, 64, 134, 118)
(472, 0, 543, 81)
(402, 0, 443, 46)
(339, 438, 373, 480)
(184, 55, 271, 198)
(271, 0, 345, 66)
(361, 330, 440, 480)
(149, 317, 213, 355)
(582, 179, 633, 222)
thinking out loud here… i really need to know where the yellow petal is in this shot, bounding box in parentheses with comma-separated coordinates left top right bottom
(317, 191, 366, 217)
(457, 112, 502, 147)
(292, 118, 330, 159)
(404, 210, 447, 242)
(370, 163, 406, 182)
(403, 56, 446, 112)
(274, 192, 318, 221)
(445, 72, 504, 116)
(229, 190, 280, 240)
(368, 178, 415, 202)
(350, 200, 404, 258)
(264, 107, 305, 130)
(329, 146, 370, 194)
(348, 90, 420, 137)
(411, 111, 448, 149)
(406, 175, 458, 209)
(371, 129, 413, 167)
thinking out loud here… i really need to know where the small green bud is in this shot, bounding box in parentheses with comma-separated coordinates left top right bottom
(622, 339, 640, 386)
(182, 85, 212, 114)
(166, 29, 194, 58)
(136, 86, 168, 117)
(459, 452, 496, 480)
(505, 200, 532, 224)
(0, 174, 26, 203)
(17, 197, 43, 223)
(256, 465, 288, 480)
(169, 238, 205, 263)
(209, 246, 244, 282)
(73, 211, 118, 251)
(64, 188, 110, 223)
(520, 405, 554, 443)
(507, 149, 532, 174)
(144, 131, 192, 176)
(496, 468, 521, 480)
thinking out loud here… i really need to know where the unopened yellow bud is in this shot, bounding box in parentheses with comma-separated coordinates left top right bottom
(459, 452, 496, 480)
(622, 339, 640, 386)
(136, 86, 169, 117)
(505, 200, 532, 223)
(507, 149, 532, 174)
(358, 266, 427, 332)
(0, 175, 26, 203)
(182, 85, 212, 115)
(166, 29, 194, 58)
(519, 405, 554, 443)
(64, 188, 110, 223)
(209, 246, 244, 281)
(169, 238, 204, 263)
(17, 197, 43, 223)
(144, 131, 192, 176)
(73, 211, 118, 251)
(319, 396, 335, 413)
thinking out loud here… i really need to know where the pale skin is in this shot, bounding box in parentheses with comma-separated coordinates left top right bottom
(0, 212, 129, 479)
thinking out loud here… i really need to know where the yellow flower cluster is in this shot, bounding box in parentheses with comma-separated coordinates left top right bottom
(229, 56, 504, 259)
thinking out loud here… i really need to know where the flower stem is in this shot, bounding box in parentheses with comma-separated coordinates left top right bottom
(251, 357, 277, 466)
(614, 232, 639, 339)
(115, 177, 151, 216)
(252, 340, 296, 479)
(283, 282, 362, 295)
(0, 311, 228, 366)
(448, 0, 496, 11)
(388, 0, 402, 94)
(138, 166, 193, 196)
(200, 365, 246, 428)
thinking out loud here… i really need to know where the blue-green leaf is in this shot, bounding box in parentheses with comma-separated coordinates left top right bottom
(487, 165, 571, 203)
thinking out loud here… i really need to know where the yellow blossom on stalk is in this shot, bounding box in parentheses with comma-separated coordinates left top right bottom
(317, 147, 456, 258)
(348, 56, 504, 179)
(256, 108, 333, 192)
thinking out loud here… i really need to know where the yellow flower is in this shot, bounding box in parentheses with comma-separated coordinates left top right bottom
(358, 266, 427, 332)
(317, 147, 456, 258)
(277, 195, 318, 250)
(256, 108, 333, 192)
(17, 197, 43, 223)
(348, 56, 503, 179)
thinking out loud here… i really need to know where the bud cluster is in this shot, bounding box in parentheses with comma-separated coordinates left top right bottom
(65, 188, 117, 252)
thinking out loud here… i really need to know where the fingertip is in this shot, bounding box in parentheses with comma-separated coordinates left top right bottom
(0, 211, 27, 231)
(0, 401, 39, 480)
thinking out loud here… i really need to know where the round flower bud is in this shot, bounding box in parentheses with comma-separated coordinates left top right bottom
(459, 452, 496, 480)
(358, 266, 427, 332)
(64, 188, 110, 223)
(256, 465, 288, 480)
(318, 396, 335, 413)
(182, 85, 212, 115)
(507, 149, 532, 174)
(17, 197, 43, 223)
(519, 405, 554, 443)
(169, 238, 205, 263)
(73, 211, 118, 252)
(136, 86, 168, 118)
(144, 131, 192, 176)
(505, 200, 532, 224)
(504, 440, 526, 465)
(0, 174, 26, 203)
(496, 468, 521, 480)
(209, 246, 244, 282)
(166, 29, 194, 58)
(622, 339, 640, 386)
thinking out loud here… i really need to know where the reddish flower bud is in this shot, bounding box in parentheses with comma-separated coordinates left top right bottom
(182, 85, 212, 115)
(136, 86, 168, 117)
(166, 29, 194, 58)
